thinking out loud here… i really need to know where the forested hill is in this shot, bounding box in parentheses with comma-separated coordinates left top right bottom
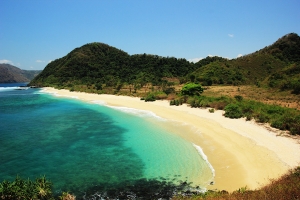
(190, 33, 300, 93)
(30, 42, 195, 88)
(0, 64, 41, 83)
(30, 33, 300, 94)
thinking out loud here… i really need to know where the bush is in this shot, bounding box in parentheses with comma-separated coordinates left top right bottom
(0, 176, 54, 200)
(256, 113, 270, 123)
(209, 108, 215, 113)
(234, 95, 243, 101)
(271, 118, 285, 130)
(170, 100, 175, 106)
(144, 93, 156, 102)
(155, 92, 168, 100)
(224, 104, 243, 119)
(210, 101, 228, 110)
(181, 83, 204, 96)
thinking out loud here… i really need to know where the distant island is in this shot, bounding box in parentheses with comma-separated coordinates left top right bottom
(0, 64, 41, 83)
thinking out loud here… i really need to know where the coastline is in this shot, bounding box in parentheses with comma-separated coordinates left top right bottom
(42, 87, 300, 192)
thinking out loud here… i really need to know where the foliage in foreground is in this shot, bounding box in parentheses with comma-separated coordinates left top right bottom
(0, 175, 54, 200)
(174, 167, 300, 200)
(1, 168, 299, 199)
(0, 176, 203, 200)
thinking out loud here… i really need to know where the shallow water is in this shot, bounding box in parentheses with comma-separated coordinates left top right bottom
(0, 83, 213, 196)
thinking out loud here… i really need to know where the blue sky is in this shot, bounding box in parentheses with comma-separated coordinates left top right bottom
(1, 0, 300, 70)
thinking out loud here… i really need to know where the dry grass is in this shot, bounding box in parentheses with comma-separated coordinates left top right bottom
(203, 85, 300, 110)
(67, 84, 300, 111)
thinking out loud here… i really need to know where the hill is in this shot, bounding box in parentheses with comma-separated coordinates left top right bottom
(0, 64, 41, 83)
(29, 42, 195, 89)
(190, 33, 300, 92)
(29, 33, 300, 95)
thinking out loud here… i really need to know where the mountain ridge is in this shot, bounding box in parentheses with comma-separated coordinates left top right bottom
(0, 64, 42, 83)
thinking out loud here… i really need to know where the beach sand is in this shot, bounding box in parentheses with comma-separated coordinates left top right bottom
(43, 88, 300, 192)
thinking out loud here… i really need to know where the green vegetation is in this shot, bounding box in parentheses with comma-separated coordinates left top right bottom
(189, 33, 300, 88)
(30, 33, 300, 97)
(0, 175, 54, 199)
(182, 94, 300, 135)
(0, 176, 76, 200)
(29, 42, 195, 91)
(181, 83, 204, 96)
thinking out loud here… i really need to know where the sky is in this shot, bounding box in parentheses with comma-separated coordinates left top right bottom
(1, 0, 300, 70)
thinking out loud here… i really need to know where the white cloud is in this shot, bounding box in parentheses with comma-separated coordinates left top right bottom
(48, 60, 52, 63)
(237, 54, 243, 58)
(36, 60, 45, 63)
(188, 57, 203, 63)
(0, 59, 13, 64)
(228, 34, 234, 38)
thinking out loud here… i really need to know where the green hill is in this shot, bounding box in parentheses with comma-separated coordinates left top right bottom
(30, 42, 195, 89)
(190, 33, 300, 90)
(30, 33, 300, 94)
(0, 64, 41, 83)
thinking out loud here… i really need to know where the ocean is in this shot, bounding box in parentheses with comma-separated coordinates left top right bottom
(0, 83, 213, 198)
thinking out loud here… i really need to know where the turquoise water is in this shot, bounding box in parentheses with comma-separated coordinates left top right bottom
(0, 83, 213, 196)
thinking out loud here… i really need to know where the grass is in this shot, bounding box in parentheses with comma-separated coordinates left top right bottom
(204, 85, 300, 110)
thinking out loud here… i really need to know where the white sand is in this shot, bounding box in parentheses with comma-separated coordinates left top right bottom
(42, 88, 300, 192)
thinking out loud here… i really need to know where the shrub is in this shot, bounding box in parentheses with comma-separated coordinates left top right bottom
(144, 93, 156, 102)
(256, 113, 270, 123)
(209, 108, 215, 113)
(170, 100, 175, 106)
(210, 101, 228, 110)
(271, 118, 285, 130)
(0, 176, 54, 200)
(224, 104, 243, 119)
(234, 95, 243, 101)
(155, 92, 168, 100)
(181, 83, 204, 96)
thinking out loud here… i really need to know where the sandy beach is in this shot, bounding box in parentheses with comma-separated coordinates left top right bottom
(42, 87, 300, 192)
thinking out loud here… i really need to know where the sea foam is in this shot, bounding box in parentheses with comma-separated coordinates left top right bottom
(193, 143, 215, 178)
(92, 100, 165, 121)
(0, 87, 17, 91)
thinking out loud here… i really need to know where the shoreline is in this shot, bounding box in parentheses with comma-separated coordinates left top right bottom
(42, 87, 300, 192)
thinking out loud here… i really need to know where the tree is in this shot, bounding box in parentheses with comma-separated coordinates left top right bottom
(190, 74, 196, 82)
(181, 83, 204, 96)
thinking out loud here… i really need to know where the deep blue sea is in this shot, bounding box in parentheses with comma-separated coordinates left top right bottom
(0, 83, 213, 197)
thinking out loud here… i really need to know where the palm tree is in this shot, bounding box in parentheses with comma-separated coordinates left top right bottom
(35, 175, 52, 199)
